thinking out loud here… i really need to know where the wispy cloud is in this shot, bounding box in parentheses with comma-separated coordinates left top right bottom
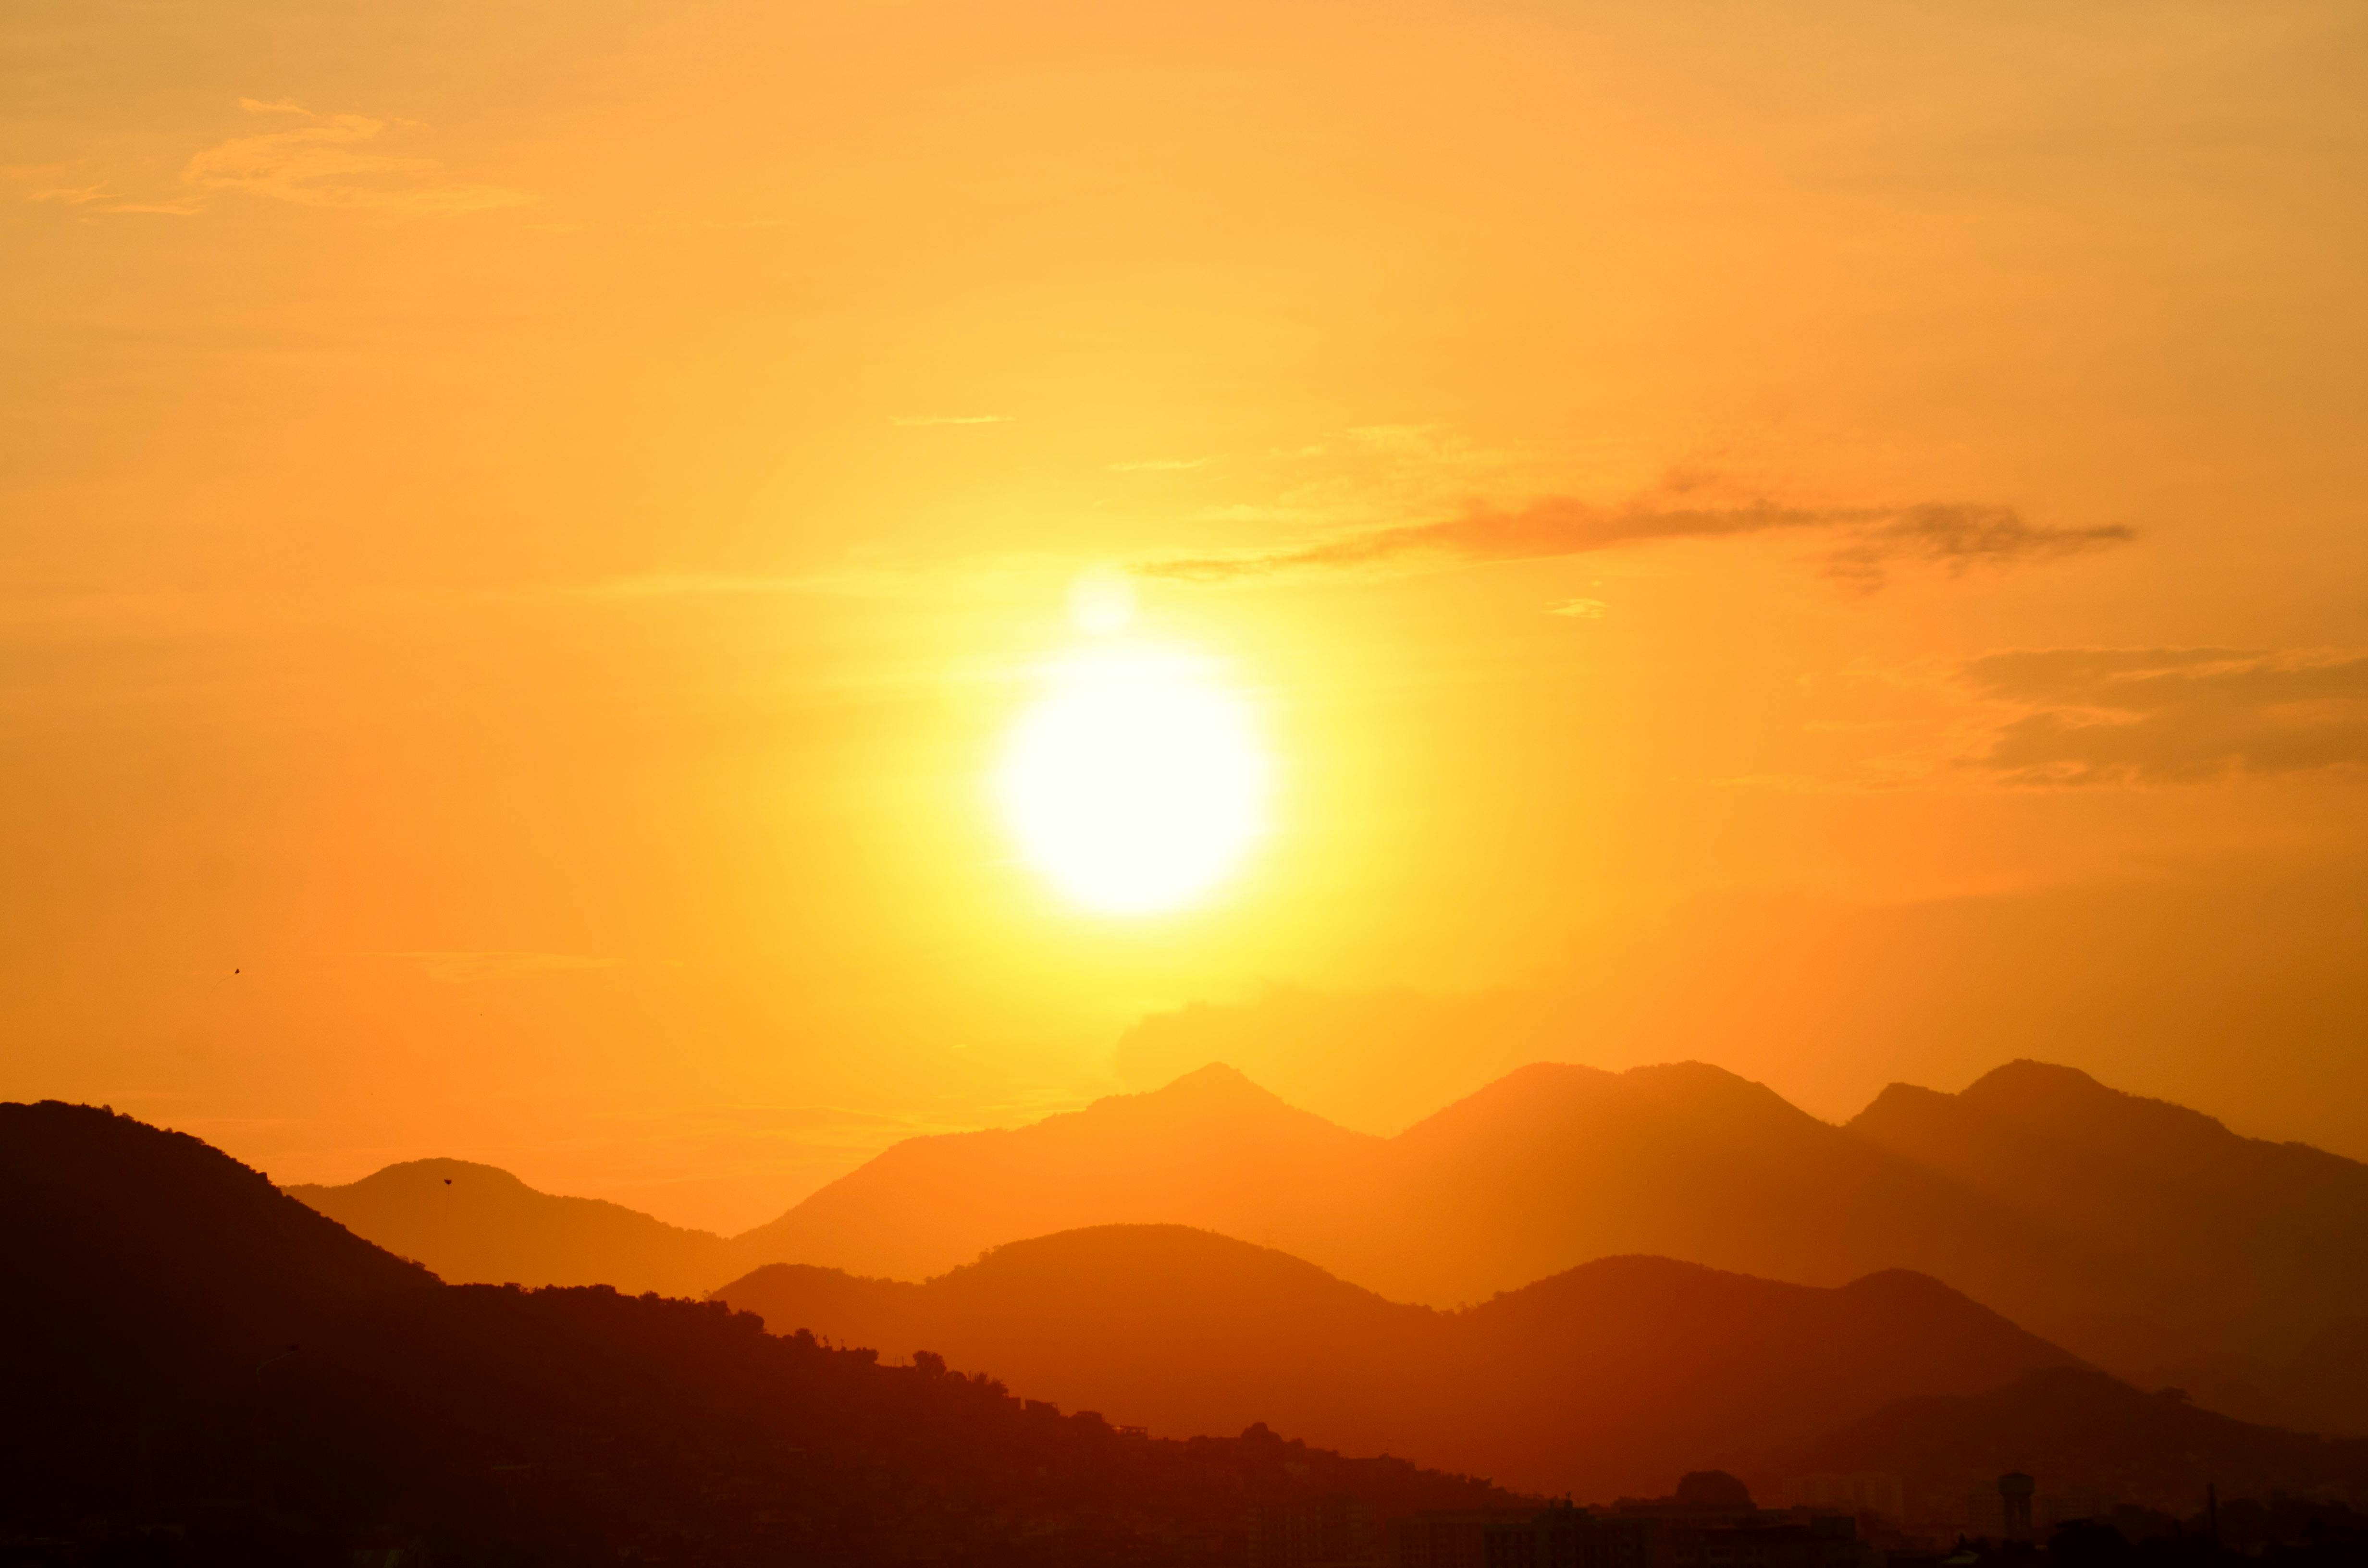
(1962, 648, 2368, 785)
(1549, 598, 1608, 618)
(1138, 493, 2131, 589)
(175, 100, 530, 216)
(23, 182, 112, 206)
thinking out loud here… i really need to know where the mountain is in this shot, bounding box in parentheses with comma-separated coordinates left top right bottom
(728, 1061, 2110, 1331)
(281, 1056, 2368, 1439)
(713, 1223, 2084, 1498)
(286, 1157, 731, 1297)
(1850, 1060, 2368, 1427)
(722, 1063, 1381, 1284)
(2, 1099, 436, 1416)
(1330, 1060, 2094, 1312)
(1, 1101, 1515, 1564)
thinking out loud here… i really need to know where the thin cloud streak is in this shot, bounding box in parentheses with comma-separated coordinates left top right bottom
(1962, 647, 2368, 785)
(176, 100, 530, 216)
(1138, 495, 2132, 589)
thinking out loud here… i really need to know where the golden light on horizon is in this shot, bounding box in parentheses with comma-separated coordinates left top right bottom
(995, 629, 1270, 916)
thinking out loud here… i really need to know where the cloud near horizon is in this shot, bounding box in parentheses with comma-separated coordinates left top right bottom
(178, 101, 530, 216)
(1136, 494, 2132, 589)
(1964, 648, 2368, 784)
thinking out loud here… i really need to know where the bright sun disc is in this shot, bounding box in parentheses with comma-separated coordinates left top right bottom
(998, 646, 1269, 914)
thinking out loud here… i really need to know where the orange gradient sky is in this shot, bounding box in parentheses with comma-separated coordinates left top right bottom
(5, 0, 2366, 1229)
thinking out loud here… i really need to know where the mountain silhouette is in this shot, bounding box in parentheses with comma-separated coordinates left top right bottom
(3, 1100, 435, 1414)
(1850, 1060, 2368, 1430)
(2, 1101, 1516, 1562)
(287, 1157, 730, 1297)
(713, 1223, 2084, 1498)
(715, 1060, 2095, 1322)
(722, 1063, 1377, 1283)
(287, 1057, 2368, 1440)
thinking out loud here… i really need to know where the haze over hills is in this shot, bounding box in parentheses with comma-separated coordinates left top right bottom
(287, 1157, 732, 1298)
(724, 1063, 1378, 1284)
(18, 1093, 2368, 1555)
(3, 1101, 1517, 1563)
(286, 1057, 2368, 1436)
(713, 1223, 2085, 1498)
(1852, 1061, 2368, 1380)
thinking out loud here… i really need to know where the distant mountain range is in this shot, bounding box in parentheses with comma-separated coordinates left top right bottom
(711, 1223, 2083, 1499)
(16, 1094, 2368, 1549)
(286, 1157, 731, 1298)
(0, 1100, 1516, 1562)
(286, 1058, 2368, 1434)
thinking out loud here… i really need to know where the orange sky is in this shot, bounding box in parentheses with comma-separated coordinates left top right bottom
(5, 0, 2366, 1230)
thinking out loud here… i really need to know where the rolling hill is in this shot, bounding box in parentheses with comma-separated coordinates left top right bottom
(284, 1057, 2368, 1439)
(1850, 1060, 2368, 1430)
(287, 1157, 731, 1297)
(712, 1222, 2086, 1498)
(1, 1101, 1515, 1563)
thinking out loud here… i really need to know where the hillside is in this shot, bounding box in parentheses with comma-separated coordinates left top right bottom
(1850, 1061, 2368, 1429)
(721, 1063, 1381, 1282)
(0, 1101, 1518, 1564)
(287, 1157, 731, 1297)
(284, 1057, 2368, 1438)
(714, 1223, 2084, 1498)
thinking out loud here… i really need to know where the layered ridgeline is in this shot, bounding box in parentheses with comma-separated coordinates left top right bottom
(288, 1059, 2368, 1432)
(715, 1225, 2368, 1516)
(0, 1101, 1514, 1563)
(1847, 1061, 2368, 1425)
(25, 1097, 2361, 1552)
(713, 1223, 2084, 1499)
(286, 1158, 732, 1299)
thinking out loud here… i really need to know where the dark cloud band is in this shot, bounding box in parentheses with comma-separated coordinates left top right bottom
(1965, 648, 2368, 784)
(1138, 496, 2132, 588)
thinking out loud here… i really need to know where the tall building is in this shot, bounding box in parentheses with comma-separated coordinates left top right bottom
(1967, 1472, 2035, 1544)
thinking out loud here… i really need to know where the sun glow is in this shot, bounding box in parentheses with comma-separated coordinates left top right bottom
(997, 639, 1270, 915)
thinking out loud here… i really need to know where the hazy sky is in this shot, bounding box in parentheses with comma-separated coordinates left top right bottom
(6, 0, 2366, 1230)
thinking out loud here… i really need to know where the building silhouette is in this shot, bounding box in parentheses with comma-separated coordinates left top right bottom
(1385, 1499, 1861, 1568)
(1249, 1496, 1380, 1568)
(1965, 1472, 2035, 1543)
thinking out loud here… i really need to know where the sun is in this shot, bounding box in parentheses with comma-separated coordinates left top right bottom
(997, 627, 1270, 916)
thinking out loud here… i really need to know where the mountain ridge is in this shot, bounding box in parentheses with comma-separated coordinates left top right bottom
(712, 1221, 2084, 1497)
(284, 1056, 2368, 1434)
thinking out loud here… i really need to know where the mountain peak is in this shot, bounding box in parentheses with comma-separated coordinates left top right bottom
(292, 1156, 538, 1199)
(1146, 1061, 1273, 1100)
(1084, 1062, 1316, 1123)
(1961, 1058, 2114, 1105)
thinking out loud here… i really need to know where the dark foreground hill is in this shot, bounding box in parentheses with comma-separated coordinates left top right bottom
(0, 1102, 1514, 1566)
(713, 1223, 2084, 1498)
(286, 1157, 731, 1298)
